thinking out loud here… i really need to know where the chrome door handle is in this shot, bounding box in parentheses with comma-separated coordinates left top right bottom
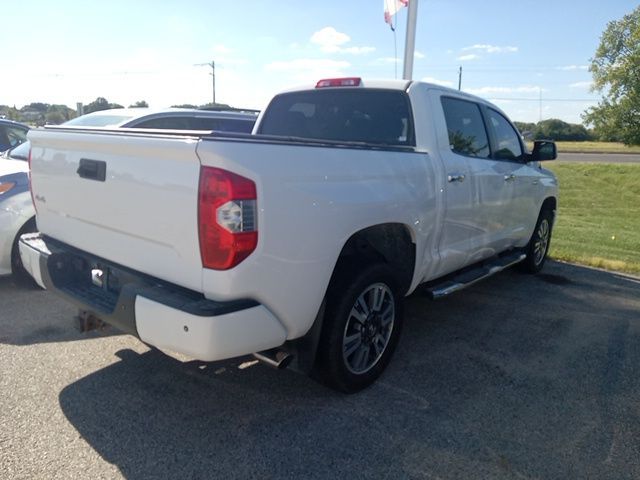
(504, 174, 516, 182)
(448, 173, 466, 183)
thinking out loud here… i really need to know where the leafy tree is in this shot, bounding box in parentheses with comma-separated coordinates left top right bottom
(514, 120, 593, 141)
(129, 100, 149, 108)
(535, 119, 592, 141)
(198, 102, 232, 110)
(83, 97, 123, 114)
(514, 121, 537, 139)
(0, 105, 21, 121)
(171, 104, 198, 109)
(45, 111, 66, 125)
(47, 104, 76, 122)
(22, 102, 49, 113)
(583, 6, 640, 145)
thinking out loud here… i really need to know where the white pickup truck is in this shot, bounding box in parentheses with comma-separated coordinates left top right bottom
(20, 78, 558, 392)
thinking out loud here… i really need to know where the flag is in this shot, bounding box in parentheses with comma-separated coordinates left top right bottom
(384, 0, 408, 28)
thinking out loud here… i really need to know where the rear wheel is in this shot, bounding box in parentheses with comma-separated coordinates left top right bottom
(316, 262, 403, 393)
(519, 208, 554, 274)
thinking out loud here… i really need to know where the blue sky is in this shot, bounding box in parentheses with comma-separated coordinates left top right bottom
(3, 0, 636, 123)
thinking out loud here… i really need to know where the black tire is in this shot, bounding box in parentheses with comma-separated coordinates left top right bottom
(519, 208, 554, 274)
(11, 217, 38, 284)
(316, 261, 403, 393)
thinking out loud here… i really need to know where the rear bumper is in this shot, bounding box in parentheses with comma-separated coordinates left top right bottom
(18, 234, 287, 361)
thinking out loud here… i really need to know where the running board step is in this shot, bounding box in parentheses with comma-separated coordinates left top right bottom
(425, 252, 526, 299)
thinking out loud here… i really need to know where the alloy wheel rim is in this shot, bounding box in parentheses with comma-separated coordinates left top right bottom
(533, 219, 550, 266)
(342, 283, 395, 375)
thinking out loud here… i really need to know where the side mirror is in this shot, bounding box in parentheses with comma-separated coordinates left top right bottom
(530, 140, 557, 162)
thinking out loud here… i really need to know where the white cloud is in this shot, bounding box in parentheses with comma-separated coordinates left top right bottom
(462, 44, 518, 54)
(557, 65, 588, 71)
(311, 27, 350, 52)
(569, 81, 593, 89)
(465, 85, 544, 95)
(457, 54, 480, 61)
(415, 50, 426, 59)
(422, 76, 454, 87)
(310, 26, 375, 55)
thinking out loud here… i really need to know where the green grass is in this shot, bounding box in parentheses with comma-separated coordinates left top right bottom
(546, 162, 640, 275)
(527, 141, 640, 154)
(555, 141, 640, 154)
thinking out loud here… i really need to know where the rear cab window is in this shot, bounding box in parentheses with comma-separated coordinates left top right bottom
(258, 89, 415, 147)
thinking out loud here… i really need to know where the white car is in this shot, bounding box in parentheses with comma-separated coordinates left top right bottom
(63, 107, 258, 132)
(0, 142, 35, 278)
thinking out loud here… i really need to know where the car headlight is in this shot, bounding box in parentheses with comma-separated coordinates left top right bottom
(0, 181, 16, 194)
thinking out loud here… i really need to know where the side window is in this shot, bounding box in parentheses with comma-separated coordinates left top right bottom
(7, 127, 28, 147)
(0, 126, 10, 150)
(441, 97, 490, 158)
(192, 117, 256, 133)
(132, 117, 194, 130)
(487, 109, 523, 160)
(0, 126, 28, 150)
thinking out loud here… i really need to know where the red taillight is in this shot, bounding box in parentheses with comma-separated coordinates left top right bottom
(198, 167, 257, 270)
(316, 77, 362, 88)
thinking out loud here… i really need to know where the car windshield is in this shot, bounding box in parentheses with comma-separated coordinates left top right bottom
(4, 140, 30, 161)
(64, 114, 136, 127)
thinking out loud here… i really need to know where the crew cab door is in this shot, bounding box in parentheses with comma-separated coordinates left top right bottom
(481, 107, 541, 247)
(431, 95, 493, 276)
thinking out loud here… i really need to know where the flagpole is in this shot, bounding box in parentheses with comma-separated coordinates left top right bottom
(402, 0, 419, 80)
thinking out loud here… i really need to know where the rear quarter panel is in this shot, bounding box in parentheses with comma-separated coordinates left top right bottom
(197, 139, 438, 338)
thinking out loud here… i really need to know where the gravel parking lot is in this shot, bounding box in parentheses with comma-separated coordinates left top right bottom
(1, 261, 639, 479)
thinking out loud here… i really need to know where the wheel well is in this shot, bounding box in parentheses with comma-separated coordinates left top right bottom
(333, 224, 416, 295)
(542, 197, 557, 213)
(287, 223, 416, 375)
(11, 216, 37, 269)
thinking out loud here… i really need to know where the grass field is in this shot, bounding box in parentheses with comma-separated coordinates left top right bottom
(555, 141, 640, 154)
(526, 141, 640, 154)
(546, 162, 640, 275)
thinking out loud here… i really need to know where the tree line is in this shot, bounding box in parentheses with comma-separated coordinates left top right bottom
(514, 119, 594, 142)
(0, 98, 235, 126)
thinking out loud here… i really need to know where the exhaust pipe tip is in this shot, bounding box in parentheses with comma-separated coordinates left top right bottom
(253, 349, 293, 370)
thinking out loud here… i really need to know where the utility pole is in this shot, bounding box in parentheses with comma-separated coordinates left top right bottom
(402, 0, 419, 80)
(539, 86, 542, 122)
(458, 66, 462, 90)
(195, 60, 216, 105)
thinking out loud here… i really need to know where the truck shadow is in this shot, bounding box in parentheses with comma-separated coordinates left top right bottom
(58, 261, 640, 479)
(0, 275, 121, 345)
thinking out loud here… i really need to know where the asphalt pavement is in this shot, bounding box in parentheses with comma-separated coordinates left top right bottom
(1, 261, 639, 479)
(557, 152, 640, 163)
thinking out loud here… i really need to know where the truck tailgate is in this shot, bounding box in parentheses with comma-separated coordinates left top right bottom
(28, 129, 204, 291)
